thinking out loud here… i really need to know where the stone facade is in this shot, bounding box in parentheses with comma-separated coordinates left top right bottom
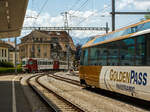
(6, 41, 20, 65)
(0, 40, 20, 66)
(19, 30, 76, 61)
(0, 44, 9, 62)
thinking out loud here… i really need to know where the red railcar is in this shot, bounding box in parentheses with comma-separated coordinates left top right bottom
(22, 58, 69, 73)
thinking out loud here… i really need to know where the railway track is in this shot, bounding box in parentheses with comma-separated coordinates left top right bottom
(48, 74, 81, 87)
(27, 74, 86, 112)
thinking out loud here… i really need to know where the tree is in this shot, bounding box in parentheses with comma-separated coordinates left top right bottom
(73, 43, 82, 70)
(144, 9, 150, 20)
(75, 43, 82, 60)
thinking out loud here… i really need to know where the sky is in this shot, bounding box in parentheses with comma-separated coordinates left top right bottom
(6, 0, 150, 42)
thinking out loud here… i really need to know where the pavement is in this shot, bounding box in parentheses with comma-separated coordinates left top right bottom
(0, 75, 31, 112)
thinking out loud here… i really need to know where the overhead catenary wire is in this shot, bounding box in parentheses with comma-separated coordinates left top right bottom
(75, 3, 111, 26)
(36, 0, 48, 18)
(77, 0, 89, 11)
(70, 0, 90, 16)
(68, 0, 82, 11)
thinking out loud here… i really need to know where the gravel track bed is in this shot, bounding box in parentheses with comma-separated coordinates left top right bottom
(54, 72, 80, 81)
(39, 75, 147, 112)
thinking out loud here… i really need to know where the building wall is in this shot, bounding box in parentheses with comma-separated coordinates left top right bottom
(19, 31, 76, 62)
(9, 52, 20, 65)
(0, 47, 8, 62)
(20, 43, 51, 59)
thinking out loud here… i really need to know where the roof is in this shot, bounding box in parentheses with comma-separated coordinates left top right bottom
(0, 0, 28, 38)
(0, 40, 11, 48)
(83, 19, 150, 48)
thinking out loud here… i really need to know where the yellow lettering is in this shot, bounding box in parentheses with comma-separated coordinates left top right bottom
(110, 69, 114, 80)
(126, 72, 130, 83)
(122, 72, 126, 83)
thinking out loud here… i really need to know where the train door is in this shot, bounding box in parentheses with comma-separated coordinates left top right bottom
(53, 61, 59, 70)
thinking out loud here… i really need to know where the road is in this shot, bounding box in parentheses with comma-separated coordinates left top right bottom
(0, 75, 31, 112)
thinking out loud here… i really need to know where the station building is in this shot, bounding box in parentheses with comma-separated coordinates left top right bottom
(6, 40, 20, 65)
(19, 30, 76, 62)
(0, 40, 20, 66)
(0, 40, 9, 62)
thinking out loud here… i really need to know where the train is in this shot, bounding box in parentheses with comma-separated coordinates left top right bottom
(22, 58, 71, 72)
(79, 19, 150, 101)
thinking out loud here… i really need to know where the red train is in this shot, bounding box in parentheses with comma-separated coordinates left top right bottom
(22, 58, 70, 73)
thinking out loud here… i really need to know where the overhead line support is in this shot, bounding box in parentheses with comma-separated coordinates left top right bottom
(111, 0, 150, 31)
(23, 27, 109, 31)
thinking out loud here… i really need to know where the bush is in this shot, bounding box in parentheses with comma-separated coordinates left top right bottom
(0, 67, 22, 74)
(0, 61, 14, 67)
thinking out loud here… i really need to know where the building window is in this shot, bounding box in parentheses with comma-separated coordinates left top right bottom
(37, 45, 40, 53)
(2, 49, 4, 57)
(56, 32, 60, 35)
(40, 38, 42, 42)
(44, 52, 47, 57)
(5, 49, 6, 57)
(51, 44, 54, 49)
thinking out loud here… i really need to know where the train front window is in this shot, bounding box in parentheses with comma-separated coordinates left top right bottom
(29, 61, 33, 65)
(81, 48, 88, 65)
(22, 61, 26, 65)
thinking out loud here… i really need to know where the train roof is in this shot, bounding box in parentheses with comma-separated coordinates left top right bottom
(82, 19, 150, 48)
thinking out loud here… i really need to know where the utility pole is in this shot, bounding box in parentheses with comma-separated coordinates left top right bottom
(61, 12, 70, 71)
(61, 12, 69, 28)
(14, 37, 17, 74)
(112, 0, 115, 31)
(106, 22, 109, 33)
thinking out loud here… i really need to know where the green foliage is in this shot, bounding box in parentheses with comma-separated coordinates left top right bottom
(144, 9, 150, 20)
(0, 67, 22, 74)
(0, 61, 14, 67)
(17, 63, 22, 68)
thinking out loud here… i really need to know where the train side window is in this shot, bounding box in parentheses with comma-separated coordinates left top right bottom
(119, 38, 135, 66)
(99, 45, 107, 66)
(107, 42, 119, 66)
(146, 36, 150, 65)
(136, 35, 146, 66)
(89, 47, 98, 65)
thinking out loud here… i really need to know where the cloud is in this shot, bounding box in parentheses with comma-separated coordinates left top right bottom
(117, 0, 150, 10)
(24, 9, 63, 27)
(22, 9, 108, 39)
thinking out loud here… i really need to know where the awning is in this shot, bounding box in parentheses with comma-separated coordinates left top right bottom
(0, 0, 28, 38)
